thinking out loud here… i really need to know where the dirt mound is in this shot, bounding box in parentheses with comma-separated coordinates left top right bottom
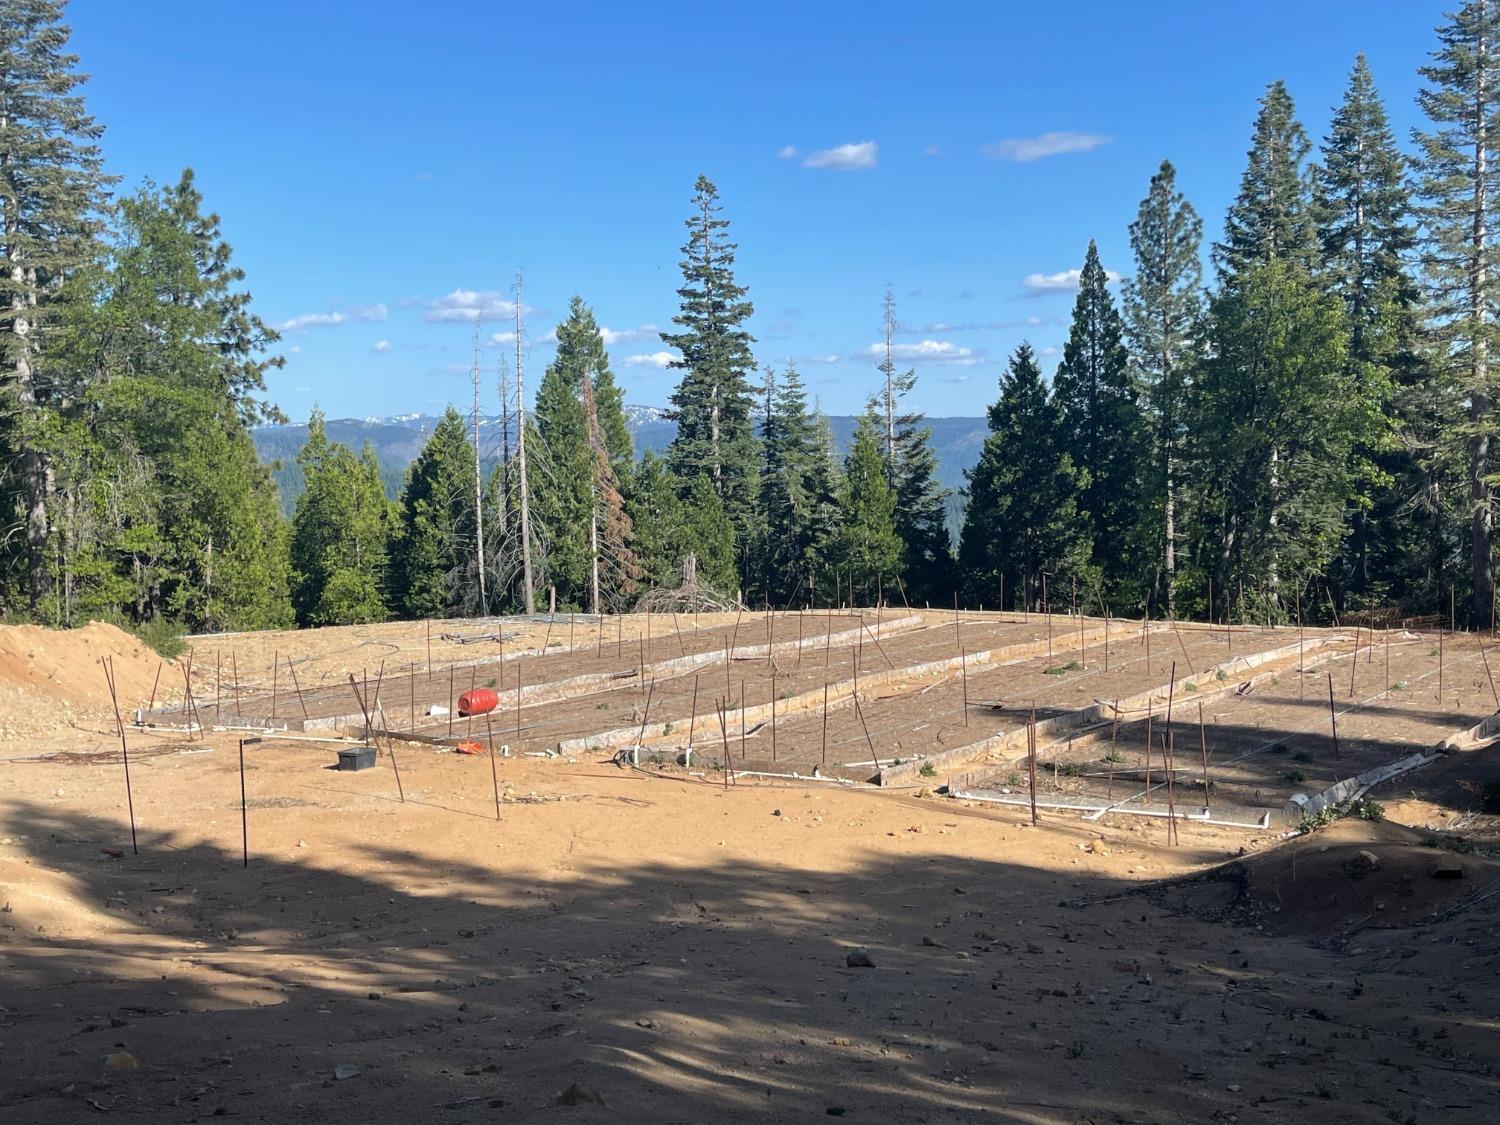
(1161, 817, 1495, 938)
(0, 621, 173, 741)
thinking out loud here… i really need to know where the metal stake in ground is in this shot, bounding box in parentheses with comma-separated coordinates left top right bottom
(447, 665, 455, 738)
(238, 736, 261, 866)
(821, 679, 830, 768)
(1327, 672, 1340, 760)
(1198, 702, 1210, 814)
(1479, 630, 1500, 709)
(348, 673, 404, 802)
(1349, 624, 1360, 699)
(960, 644, 970, 726)
(271, 651, 279, 720)
(770, 667, 778, 762)
(1107, 699, 1120, 800)
(287, 656, 310, 723)
(1027, 705, 1039, 827)
(688, 674, 700, 751)
(100, 658, 139, 855)
(485, 714, 501, 820)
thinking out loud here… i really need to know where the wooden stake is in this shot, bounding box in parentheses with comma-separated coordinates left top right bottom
(516, 659, 524, 750)
(447, 665, 455, 738)
(148, 661, 162, 716)
(271, 650, 279, 719)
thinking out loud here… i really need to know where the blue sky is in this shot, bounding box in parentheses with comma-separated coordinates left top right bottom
(73, 0, 1439, 421)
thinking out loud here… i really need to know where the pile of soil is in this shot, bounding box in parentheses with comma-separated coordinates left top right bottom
(0, 622, 173, 742)
(1161, 816, 1494, 938)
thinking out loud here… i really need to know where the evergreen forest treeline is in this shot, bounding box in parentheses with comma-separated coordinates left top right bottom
(4, 1, 1500, 633)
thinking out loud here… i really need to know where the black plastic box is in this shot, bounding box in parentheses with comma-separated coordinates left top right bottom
(338, 746, 377, 771)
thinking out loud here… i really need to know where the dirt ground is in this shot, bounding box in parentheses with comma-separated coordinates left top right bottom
(1, 614, 1497, 1123)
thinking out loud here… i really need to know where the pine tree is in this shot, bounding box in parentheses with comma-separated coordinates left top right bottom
(834, 410, 902, 604)
(528, 300, 596, 608)
(1191, 261, 1352, 621)
(1414, 0, 1500, 625)
(627, 451, 737, 596)
(661, 175, 760, 554)
(759, 365, 838, 605)
(1123, 159, 1203, 615)
(0, 0, 112, 612)
(72, 171, 290, 631)
(872, 289, 953, 605)
(959, 344, 1092, 610)
(1316, 54, 1425, 610)
(290, 409, 393, 625)
(1216, 81, 1321, 279)
(1053, 240, 1149, 609)
(1194, 83, 1356, 621)
(581, 364, 641, 610)
(391, 408, 478, 618)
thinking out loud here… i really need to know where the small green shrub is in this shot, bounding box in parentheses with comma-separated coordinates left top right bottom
(1293, 750, 1314, 764)
(1101, 750, 1126, 764)
(1284, 768, 1307, 783)
(919, 762, 937, 778)
(132, 617, 186, 660)
(1354, 798, 1385, 822)
(1005, 770, 1022, 787)
(1059, 761, 1087, 777)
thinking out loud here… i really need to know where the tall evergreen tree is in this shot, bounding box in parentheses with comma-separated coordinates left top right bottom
(1414, 0, 1500, 625)
(834, 410, 902, 604)
(759, 365, 838, 605)
(0, 0, 112, 612)
(529, 299, 596, 608)
(1123, 159, 1203, 615)
(959, 344, 1091, 610)
(661, 175, 759, 556)
(626, 451, 736, 597)
(872, 289, 953, 605)
(1316, 54, 1425, 609)
(1191, 260, 1353, 620)
(390, 408, 478, 618)
(68, 171, 290, 631)
(1215, 81, 1321, 279)
(1053, 240, 1149, 609)
(1194, 83, 1356, 621)
(290, 409, 392, 625)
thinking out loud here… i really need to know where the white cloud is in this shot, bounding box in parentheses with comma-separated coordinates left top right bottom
(919, 315, 1054, 333)
(279, 302, 388, 332)
(864, 339, 981, 366)
(803, 354, 842, 364)
(803, 140, 878, 171)
(621, 351, 678, 369)
(600, 324, 660, 345)
(487, 330, 517, 347)
(372, 339, 392, 353)
(776, 145, 798, 159)
(921, 144, 942, 157)
(1021, 267, 1122, 295)
(981, 131, 1111, 162)
(424, 289, 521, 323)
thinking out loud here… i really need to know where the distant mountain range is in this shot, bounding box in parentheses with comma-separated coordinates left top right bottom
(253, 408, 989, 530)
